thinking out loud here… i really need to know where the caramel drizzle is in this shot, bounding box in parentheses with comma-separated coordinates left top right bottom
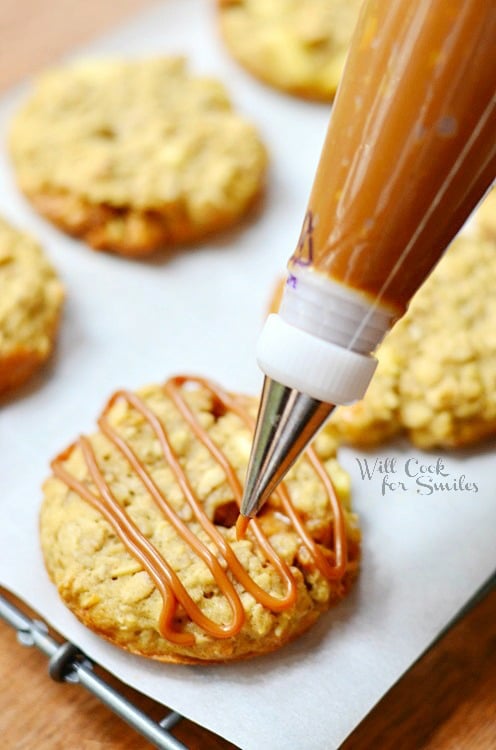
(51, 376, 348, 643)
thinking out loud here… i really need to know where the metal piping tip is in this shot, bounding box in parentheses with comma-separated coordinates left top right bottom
(241, 376, 335, 518)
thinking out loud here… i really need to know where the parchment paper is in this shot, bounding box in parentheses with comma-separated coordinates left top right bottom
(1, 2, 495, 748)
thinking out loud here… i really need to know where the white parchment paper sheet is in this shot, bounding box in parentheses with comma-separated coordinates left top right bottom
(1, 2, 495, 748)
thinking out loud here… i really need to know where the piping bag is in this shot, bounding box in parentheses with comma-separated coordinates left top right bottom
(238, 0, 496, 529)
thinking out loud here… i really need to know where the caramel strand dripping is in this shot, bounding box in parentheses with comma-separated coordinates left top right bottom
(236, 514, 250, 541)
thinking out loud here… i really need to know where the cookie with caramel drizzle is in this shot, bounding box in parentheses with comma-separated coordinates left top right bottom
(40, 376, 360, 662)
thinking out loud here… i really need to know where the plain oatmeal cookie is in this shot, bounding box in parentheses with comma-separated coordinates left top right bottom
(218, 0, 363, 101)
(0, 216, 63, 394)
(40, 376, 360, 663)
(10, 58, 267, 257)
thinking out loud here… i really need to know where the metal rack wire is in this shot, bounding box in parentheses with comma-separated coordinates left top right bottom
(0, 591, 189, 750)
(2, 573, 495, 749)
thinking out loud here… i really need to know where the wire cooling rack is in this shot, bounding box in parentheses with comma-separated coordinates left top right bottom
(2, 574, 495, 749)
(0, 590, 190, 750)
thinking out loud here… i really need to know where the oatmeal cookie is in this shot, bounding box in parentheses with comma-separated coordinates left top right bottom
(218, 0, 362, 101)
(0, 216, 63, 394)
(10, 58, 267, 257)
(40, 376, 360, 663)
